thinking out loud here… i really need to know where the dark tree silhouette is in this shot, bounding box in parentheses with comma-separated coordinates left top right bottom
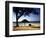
(13, 7, 40, 27)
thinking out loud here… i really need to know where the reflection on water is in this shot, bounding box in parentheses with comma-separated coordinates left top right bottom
(13, 22, 40, 31)
(13, 23, 40, 26)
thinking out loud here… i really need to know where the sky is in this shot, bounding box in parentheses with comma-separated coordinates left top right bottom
(12, 7, 40, 22)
